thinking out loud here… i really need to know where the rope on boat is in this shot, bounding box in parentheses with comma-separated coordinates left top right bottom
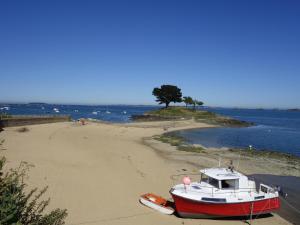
(67, 212, 154, 225)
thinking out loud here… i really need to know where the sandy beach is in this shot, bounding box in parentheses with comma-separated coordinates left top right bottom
(0, 120, 295, 225)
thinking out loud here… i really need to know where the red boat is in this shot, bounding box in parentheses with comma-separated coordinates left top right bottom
(170, 168, 280, 218)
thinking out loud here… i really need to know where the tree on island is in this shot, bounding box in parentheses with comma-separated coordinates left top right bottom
(183, 96, 194, 108)
(193, 99, 204, 109)
(152, 85, 182, 108)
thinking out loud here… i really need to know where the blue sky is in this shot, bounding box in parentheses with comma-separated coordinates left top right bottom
(0, 0, 299, 108)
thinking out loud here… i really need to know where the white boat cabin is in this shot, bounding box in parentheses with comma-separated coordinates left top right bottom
(170, 167, 278, 203)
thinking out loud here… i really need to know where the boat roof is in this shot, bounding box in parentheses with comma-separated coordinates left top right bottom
(200, 168, 244, 180)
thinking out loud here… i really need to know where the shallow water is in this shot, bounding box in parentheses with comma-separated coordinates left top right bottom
(174, 108, 300, 156)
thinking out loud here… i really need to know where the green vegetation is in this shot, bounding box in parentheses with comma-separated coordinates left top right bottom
(177, 145, 206, 153)
(153, 134, 205, 153)
(193, 99, 204, 109)
(0, 155, 67, 225)
(150, 83, 246, 125)
(153, 134, 185, 146)
(152, 85, 182, 108)
(143, 107, 252, 127)
(228, 148, 300, 163)
(0, 113, 12, 120)
(182, 96, 194, 108)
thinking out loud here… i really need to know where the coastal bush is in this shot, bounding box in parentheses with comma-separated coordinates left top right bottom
(0, 157, 67, 225)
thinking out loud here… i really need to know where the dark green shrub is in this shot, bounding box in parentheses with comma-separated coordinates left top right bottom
(0, 157, 67, 225)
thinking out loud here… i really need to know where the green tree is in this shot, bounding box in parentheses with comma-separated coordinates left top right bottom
(0, 156, 67, 225)
(193, 100, 204, 110)
(182, 96, 193, 108)
(152, 85, 182, 108)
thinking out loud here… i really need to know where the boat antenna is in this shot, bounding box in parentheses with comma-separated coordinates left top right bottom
(236, 153, 241, 170)
(218, 156, 221, 167)
(228, 160, 234, 172)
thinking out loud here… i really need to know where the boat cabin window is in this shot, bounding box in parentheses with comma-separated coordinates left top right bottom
(201, 174, 209, 183)
(260, 184, 269, 193)
(221, 179, 238, 189)
(201, 174, 219, 188)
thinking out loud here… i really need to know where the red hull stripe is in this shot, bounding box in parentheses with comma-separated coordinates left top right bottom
(171, 194, 280, 217)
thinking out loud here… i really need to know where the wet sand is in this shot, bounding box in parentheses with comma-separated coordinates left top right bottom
(251, 174, 300, 225)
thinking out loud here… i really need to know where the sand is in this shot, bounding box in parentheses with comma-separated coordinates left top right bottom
(0, 120, 293, 225)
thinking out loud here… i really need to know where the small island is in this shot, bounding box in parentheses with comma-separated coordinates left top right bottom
(132, 106, 253, 127)
(132, 84, 253, 127)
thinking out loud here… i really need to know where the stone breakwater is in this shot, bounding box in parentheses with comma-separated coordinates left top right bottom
(0, 115, 71, 128)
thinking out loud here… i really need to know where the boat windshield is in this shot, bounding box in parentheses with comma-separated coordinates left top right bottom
(221, 179, 238, 189)
(201, 174, 219, 188)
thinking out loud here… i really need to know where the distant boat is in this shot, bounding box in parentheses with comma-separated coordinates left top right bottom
(53, 108, 60, 113)
(74, 109, 79, 112)
(123, 111, 127, 114)
(92, 111, 98, 115)
(1, 107, 10, 111)
(106, 111, 111, 114)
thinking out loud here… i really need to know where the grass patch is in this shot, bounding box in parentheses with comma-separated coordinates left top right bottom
(148, 107, 200, 118)
(178, 145, 206, 153)
(153, 134, 185, 146)
(0, 112, 12, 119)
(153, 133, 206, 153)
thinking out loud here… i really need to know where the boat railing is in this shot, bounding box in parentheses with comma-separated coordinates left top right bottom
(178, 185, 258, 197)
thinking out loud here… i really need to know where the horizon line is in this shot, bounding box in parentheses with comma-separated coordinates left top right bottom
(0, 101, 299, 110)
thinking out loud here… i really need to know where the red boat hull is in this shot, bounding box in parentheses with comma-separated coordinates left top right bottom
(171, 194, 280, 218)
